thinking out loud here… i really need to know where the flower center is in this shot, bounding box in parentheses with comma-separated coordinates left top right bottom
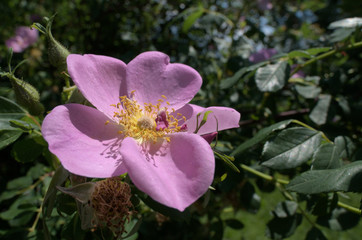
(108, 92, 187, 143)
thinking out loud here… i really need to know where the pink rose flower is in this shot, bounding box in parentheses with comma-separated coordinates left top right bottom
(5, 26, 39, 53)
(249, 48, 277, 63)
(42, 52, 240, 211)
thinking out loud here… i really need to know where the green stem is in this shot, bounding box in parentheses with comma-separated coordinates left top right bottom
(26, 113, 42, 130)
(337, 201, 362, 215)
(290, 40, 362, 76)
(240, 164, 288, 184)
(292, 119, 332, 143)
(278, 183, 317, 227)
(28, 206, 42, 232)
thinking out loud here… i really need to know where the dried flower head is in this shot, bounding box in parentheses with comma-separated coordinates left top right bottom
(91, 178, 134, 237)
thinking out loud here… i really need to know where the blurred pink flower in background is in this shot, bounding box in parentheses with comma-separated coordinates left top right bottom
(249, 48, 277, 63)
(5, 26, 39, 53)
(257, 0, 273, 11)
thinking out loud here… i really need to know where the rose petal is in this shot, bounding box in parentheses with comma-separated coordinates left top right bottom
(126, 51, 202, 110)
(176, 104, 240, 135)
(201, 132, 218, 144)
(6, 36, 25, 53)
(15, 26, 38, 45)
(67, 54, 127, 117)
(120, 133, 215, 211)
(42, 104, 126, 178)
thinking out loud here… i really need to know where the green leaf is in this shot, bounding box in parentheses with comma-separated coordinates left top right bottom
(7, 175, 33, 190)
(0, 130, 22, 150)
(182, 7, 204, 33)
(9, 119, 39, 132)
(317, 207, 360, 231)
(0, 96, 27, 130)
(328, 17, 362, 29)
(56, 193, 77, 216)
(255, 61, 289, 92)
(288, 50, 312, 59)
(295, 85, 321, 99)
(329, 28, 355, 42)
(262, 127, 322, 170)
(43, 165, 69, 218)
(220, 62, 266, 89)
(220, 67, 248, 89)
(287, 161, 362, 194)
(194, 110, 213, 133)
(26, 163, 46, 180)
(240, 181, 260, 213)
(265, 214, 302, 239)
(309, 94, 332, 125)
(306, 193, 338, 216)
(231, 120, 293, 156)
(61, 212, 86, 240)
(214, 151, 240, 173)
(11, 136, 44, 163)
(122, 218, 142, 239)
(305, 47, 331, 56)
(305, 227, 327, 240)
(57, 182, 96, 204)
(225, 219, 244, 230)
(272, 201, 298, 218)
(336, 96, 350, 115)
(312, 143, 343, 170)
(335, 136, 355, 160)
(0, 197, 37, 221)
(0, 190, 18, 202)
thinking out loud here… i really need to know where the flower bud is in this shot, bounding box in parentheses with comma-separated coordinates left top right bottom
(9, 74, 44, 116)
(46, 22, 70, 71)
(33, 16, 70, 71)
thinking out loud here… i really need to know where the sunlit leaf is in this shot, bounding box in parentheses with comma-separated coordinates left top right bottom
(328, 17, 362, 29)
(330, 28, 356, 42)
(309, 94, 332, 125)
(182, 7, 204, 33)
(288, 50, 312, 59)
(231, 120, 293, 156)
(262, 127, 322, 170)
(272, 201, 298, 218)
(255, 61, 289, 92)
(305, 47, 331, 55)
(335, 136, 355, 160)
(306, 227, 327, 240)
(287, 161, 362, 194)
(295, 85, 321, 99)
(312, 143, 343, 170)
(317, 207, 360, 231)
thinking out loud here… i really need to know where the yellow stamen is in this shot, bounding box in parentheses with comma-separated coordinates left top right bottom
(109, 91, 186, 144)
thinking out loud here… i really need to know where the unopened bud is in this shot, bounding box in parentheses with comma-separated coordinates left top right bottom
(33, 16, 70, 71)
(46, 23, 70, 71)
(9, 75, 44, 116)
